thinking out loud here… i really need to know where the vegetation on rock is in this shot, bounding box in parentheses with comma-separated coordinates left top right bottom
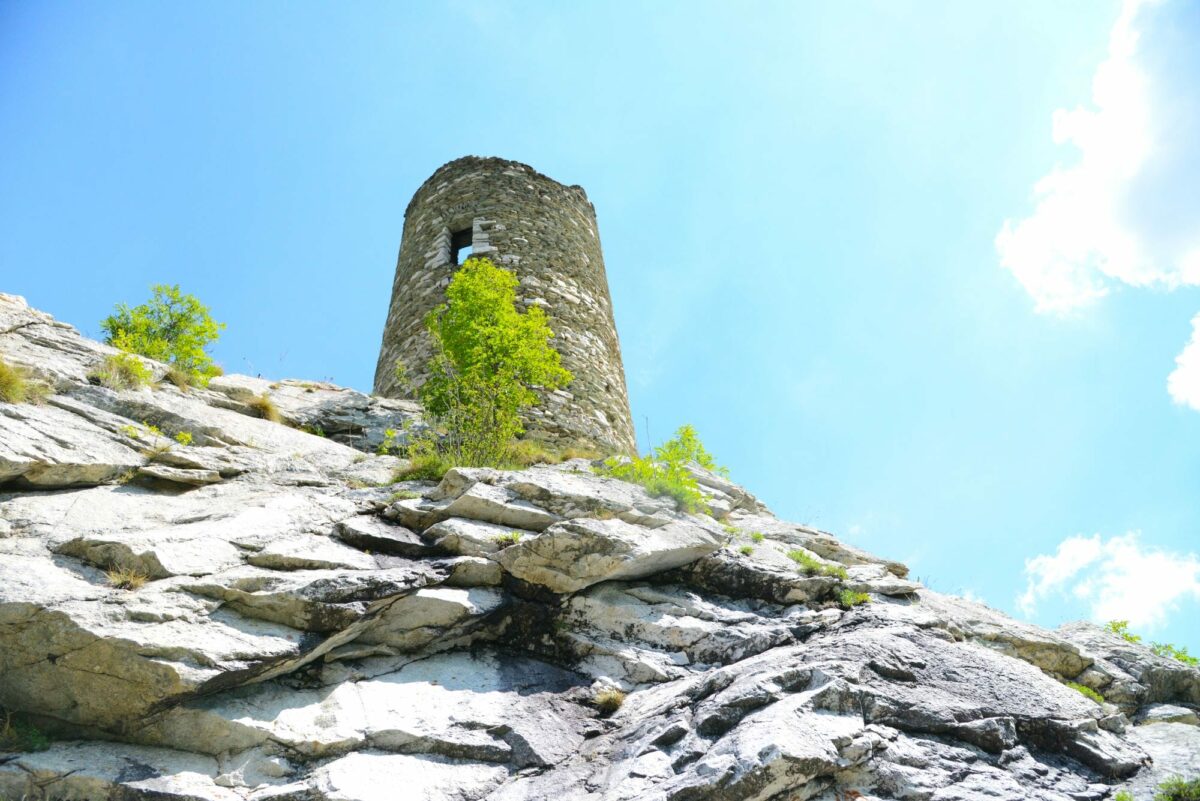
(592, 687, 626, 715)
(1065, 681, 1105, 704)
(106, 566, 149, 591)
(0, 710, 49, 752)
(787, 549, 849, 579)
(838, 589, 871, 609)
(598, 424, 722, 513)
(1107, 620, 1199, 667)
(249, 392, 282, 423)
(89, 352, 152, 390)
(0, 358, 49, 404)
(101, 284, 225, 386)
(1157, 777, 1200, 801)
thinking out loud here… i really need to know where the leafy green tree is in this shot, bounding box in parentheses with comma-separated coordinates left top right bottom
(413, 257, 572, 467)
(101, 285, 225, 384)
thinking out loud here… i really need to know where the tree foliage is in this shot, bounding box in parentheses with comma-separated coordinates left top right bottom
(101, 285, 225, 384)
(410, 257, 572, 468)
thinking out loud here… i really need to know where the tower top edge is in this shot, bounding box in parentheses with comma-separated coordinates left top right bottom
(404, 156, 589, 218)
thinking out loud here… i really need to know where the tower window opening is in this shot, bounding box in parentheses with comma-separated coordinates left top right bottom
(451, 228, 473, 265)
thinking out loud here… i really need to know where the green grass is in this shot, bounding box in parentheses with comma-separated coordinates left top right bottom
(787, 549, 849, 579)
(387, 489, 421, 503)
(838, 589, 871, 609)
(738, 545, 754, 556)
(89, 352, 152, 390)
(394, 451, 452, 482)
(1065, 681, 1105, 704)
(1114, 791, 1132, 801)
(750, 532, 765, 543)
(1156, 777, 1200, 801)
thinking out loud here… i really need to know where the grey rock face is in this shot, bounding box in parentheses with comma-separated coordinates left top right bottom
(1, 293, 1197, 801)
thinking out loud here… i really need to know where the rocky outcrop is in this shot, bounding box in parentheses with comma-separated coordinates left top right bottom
(1, 292, 1197, 801)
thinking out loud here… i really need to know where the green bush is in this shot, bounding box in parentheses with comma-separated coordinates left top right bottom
(89, 352, 152, 390)
(494, 531, 523, 548)
(597, 424, 723, 514)
(101, 284, 224, 386)
(1114, 791, 1132, 801)
(412, 257, 572, 468)
(750, 532, 765, 543)
(1156, 777, 1200, 801)
(738, 545, 754, 556)
(787, 549, 849, 579)
(0, 359, 49, 404)
(1065, 681, 1105, 704)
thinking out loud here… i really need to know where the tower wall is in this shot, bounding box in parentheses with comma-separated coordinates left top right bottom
(373, 156, 636, 455)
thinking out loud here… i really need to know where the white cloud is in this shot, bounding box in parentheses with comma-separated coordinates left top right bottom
(995, 0, 1200, 314)
(1167, 312, 1200, 411)
(1019, 532, 1200, 630)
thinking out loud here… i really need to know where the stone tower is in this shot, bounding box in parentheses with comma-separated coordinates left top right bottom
(373, 156, 636, 455)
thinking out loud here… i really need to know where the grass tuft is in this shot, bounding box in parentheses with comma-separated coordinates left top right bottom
(106, 565, 149, 591)
(249, 393, 282, 423)
(592, 687, 626, 715)
(738, 545, 754, 556)
(493, 531, 523, 548)
(394, 451, 452, 482)
(388, 489, 421, 503)
(0, 359, 50, 404)
(787, 549, 849, 579)
(89, 353, 152, 390)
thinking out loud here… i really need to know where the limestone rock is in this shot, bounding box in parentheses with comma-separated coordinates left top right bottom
(1, 295, 1197, 801)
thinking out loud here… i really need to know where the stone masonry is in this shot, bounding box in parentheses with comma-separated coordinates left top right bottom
(373, 156, 636, 454)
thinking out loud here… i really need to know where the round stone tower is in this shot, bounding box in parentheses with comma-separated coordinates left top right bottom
(373, 156, 636, 455)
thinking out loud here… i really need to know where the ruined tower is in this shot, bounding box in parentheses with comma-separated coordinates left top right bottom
(373, 156, 636, 455)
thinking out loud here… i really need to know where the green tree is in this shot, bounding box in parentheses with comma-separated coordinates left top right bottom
(101, 285, 225, 384)
(415, 257, 572, 467)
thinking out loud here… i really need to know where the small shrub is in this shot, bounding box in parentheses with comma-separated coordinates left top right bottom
(1156, 777, 1200, 801)
(106, 566, 149, 591)
(300, 424, 326, 437)
(1066, 681, 1105, 704)
(173, 431, 193, 447)
(118, 424, 141, 439)
(592, 687, 626, 715)
(140, 423, 172, 459)
(89, 352, 152, 390)
(249, 393, 282, 423)
(377, 427, 400, 455)
(739, 545, 754, 556)
(101, 284, 224, 385)
(750, 532, 765, 543)
(503, 438, 559, 467)
(838, 589, 871, 609)
(597, 425, 725, 514)
(558, 446, 603, 462)
(787, 549, 849, 579)
(1114, 791, 1132, 801)
(0, 709, 50, 752)
(494, 531, 523, 548)
(388, 490, 420, 503)
(722, 523, 739, 535)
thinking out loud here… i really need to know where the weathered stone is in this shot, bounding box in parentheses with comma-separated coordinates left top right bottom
(498, 516, 723, 594)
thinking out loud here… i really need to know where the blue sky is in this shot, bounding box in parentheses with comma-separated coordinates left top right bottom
(3, 1, 1197, 649)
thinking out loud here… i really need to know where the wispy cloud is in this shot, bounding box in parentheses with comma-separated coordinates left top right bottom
(995, 0, 1200, 313)
(1019, 531, 1200, 630)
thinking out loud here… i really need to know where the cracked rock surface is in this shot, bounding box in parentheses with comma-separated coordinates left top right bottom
(1, 292, 1197, 801)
